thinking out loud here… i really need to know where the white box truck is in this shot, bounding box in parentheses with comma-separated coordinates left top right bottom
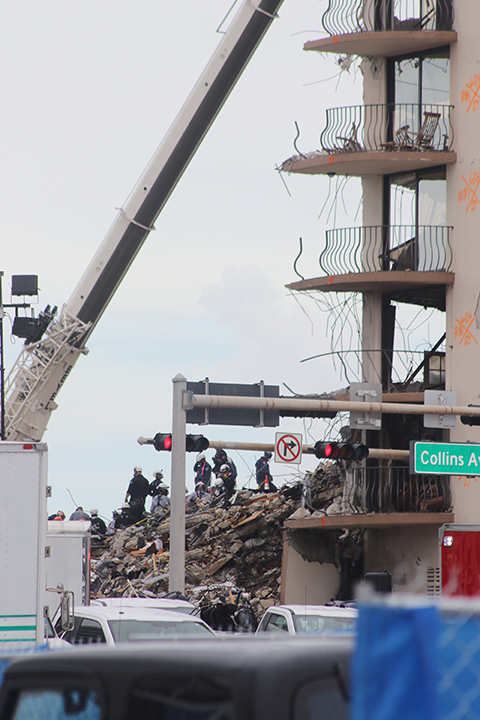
(0, 442, 50, 648)
(45, 520, 91, 617)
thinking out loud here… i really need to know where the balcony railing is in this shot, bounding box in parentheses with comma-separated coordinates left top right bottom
(322, 0, 454, 36)
(319, 225, 453, 275)
(319, 104, 453, 155)
(338, 464, 452, 515)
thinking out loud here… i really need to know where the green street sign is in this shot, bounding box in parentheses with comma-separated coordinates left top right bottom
(411, 441, 480, 476)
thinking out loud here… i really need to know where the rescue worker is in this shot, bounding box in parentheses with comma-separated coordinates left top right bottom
(149, 470, 165, 498)
(115, 503, 134, 529)
(212, 449, 237, 483)
(186, 482, 209, 510)
(151, 482, 170, 516)
(48, 510, 65, 521)
(210, 477, 225, 500)
(89, 508, 107, 536)
(255, 451, 277, 492)
(125, 466, 150, 517)
(194, 453, 212, 487)
(106, 510, 119, 535)
(69, 506, 91, 521)
(218, 464, 236, 499)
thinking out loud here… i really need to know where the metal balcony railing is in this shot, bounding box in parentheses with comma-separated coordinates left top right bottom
(319, 104, 453, 155)
(321, 0, 454, 36)
(319, 225, 453, 275)
(339, 464, 452, 515)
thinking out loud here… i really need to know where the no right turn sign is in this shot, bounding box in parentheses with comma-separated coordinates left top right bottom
(274, 432, 303, 464)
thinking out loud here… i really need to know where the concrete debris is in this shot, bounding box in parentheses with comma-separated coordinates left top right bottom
(90, 486, 303, 617)
(90, 466, 349, 619)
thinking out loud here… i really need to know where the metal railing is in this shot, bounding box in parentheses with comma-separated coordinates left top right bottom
(319, 103, 453, 155)
(321, 0, 454, 36)
(319, 225, 453, 275)
(339, 463, 452, 515)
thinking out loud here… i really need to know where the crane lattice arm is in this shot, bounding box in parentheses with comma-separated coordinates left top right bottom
(5, 0, 284, 441)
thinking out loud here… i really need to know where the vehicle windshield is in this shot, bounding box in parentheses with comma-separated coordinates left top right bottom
(11, 689, 101, 720)
(293, 615, 356, 634)
(108, 619, 213, 642)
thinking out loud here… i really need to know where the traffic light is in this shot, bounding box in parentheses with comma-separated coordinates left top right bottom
(461, 405, 480, 426)
(314, 441, 369, 461)
(153, 433, 172, 451)
(152, 433, 209, 452)
(185, 435, 209, 453)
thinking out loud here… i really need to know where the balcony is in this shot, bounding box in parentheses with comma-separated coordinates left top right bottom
(281, 104, 456, 177)
(288, 225, 454, 309)
(285, 463, 454, 531)
(320, 225, 452, 274)
(307, 0, 456, 57)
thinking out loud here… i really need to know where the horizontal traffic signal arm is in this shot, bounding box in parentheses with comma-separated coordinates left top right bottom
(137, 436, 408, 460)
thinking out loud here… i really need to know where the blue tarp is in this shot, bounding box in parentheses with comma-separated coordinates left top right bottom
(352, 604, 441, 720)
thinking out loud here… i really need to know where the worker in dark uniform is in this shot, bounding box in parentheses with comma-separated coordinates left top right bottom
(212, 449, 237, 484)
(218, 464, 236, 499)
(115, 503, 135, 529)
(89, 509, 107, 536)
(255, 452, 277, 492)
(125, 466, 150, 520)
(194, 453, 212, 488)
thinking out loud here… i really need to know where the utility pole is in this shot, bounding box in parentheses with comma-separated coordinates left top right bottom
(0, 272, 5, 441)
(0, 274, 47, 441)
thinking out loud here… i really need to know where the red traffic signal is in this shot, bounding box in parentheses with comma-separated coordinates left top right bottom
(153, 433, 172, 451)
(314, 441, 368, 461)
(153, 434, 209, 452)
(314, 442, 340, 459)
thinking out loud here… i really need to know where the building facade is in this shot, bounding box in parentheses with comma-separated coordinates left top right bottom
(280, 0, 480, 602)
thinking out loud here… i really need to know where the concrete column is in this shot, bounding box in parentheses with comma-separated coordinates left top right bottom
(360, 56, 386, 386)
(169, 373, 186, 593)
(362, 293, 383, 383)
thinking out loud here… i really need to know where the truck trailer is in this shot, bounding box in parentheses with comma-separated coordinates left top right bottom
(0, 442, 49, 648)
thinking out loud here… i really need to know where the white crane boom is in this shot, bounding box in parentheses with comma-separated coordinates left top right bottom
(5, 0, 284, 442)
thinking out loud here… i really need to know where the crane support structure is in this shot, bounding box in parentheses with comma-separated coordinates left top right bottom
(5, 0, 284, 442)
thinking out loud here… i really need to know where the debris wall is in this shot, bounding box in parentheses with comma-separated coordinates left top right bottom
(90, 466, 358, 617)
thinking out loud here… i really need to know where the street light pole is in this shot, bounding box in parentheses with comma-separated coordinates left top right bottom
(0, 272, 5, 441)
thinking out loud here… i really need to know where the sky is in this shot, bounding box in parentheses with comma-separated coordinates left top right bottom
(0, 0, 440, 521)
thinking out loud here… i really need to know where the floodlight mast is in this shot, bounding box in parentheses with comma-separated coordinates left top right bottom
(4, 0, 284, 442)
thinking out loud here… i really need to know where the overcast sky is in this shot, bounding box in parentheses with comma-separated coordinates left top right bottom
(0, 0, 436, 521)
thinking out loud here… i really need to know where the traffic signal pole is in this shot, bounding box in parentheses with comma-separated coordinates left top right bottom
(163, 382, 478, 591)
(170, 373, 187, 594)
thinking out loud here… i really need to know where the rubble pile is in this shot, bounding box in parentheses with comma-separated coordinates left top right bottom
(90, 467, 350, 617)
(308, 464, 345, 515)
(91, 486, 303, 616)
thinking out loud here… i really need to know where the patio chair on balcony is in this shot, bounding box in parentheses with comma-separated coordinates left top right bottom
(393, 5, 435, 30)
(383, 112, 441, 151)
(379, 237, 416, 271)
(335, 123, 363, 153)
